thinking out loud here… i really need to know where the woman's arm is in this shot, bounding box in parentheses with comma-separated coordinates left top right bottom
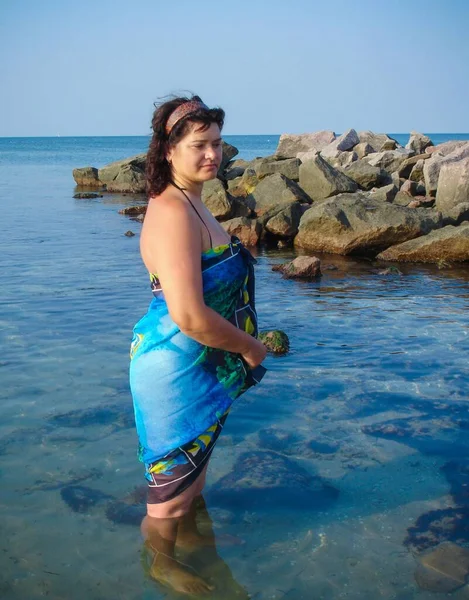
(140, 193, 264, 360)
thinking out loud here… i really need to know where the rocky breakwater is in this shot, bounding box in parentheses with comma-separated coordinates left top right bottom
(73, 130, 469, 263)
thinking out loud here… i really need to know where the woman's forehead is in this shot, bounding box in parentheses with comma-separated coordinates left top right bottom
(184, 122, 221, 141)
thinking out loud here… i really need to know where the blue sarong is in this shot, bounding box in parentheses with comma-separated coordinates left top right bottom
(129, 235, 266, 466)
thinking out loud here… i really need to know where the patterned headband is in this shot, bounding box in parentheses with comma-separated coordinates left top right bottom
(165, 100, 209, 135)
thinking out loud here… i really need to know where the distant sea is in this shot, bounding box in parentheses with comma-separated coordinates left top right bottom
(1, 134, 469, 600)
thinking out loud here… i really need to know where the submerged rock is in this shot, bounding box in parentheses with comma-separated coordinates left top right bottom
(441, 459, 469, 506)
(49, 403, 135, 430)
(405, 507, 469, 553)
(73, 192, 103, 199)
(414, 542, 469, 593)
(209, 450, 339, 510)
(60, 485, 112, 513)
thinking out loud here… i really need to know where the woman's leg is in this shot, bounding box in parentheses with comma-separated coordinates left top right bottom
(141, 467, 214, 595)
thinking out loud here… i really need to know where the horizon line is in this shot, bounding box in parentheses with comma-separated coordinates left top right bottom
(2, 132, 469, 139)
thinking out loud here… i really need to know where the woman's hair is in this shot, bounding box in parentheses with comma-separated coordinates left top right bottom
(146, 94, 225, 197)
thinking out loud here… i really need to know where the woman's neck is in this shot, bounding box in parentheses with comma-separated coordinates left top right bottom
(171, 175, 203, 198)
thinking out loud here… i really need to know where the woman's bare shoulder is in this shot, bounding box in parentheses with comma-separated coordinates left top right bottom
(140, 189, 201, 273)
(144, 189, 190, 222)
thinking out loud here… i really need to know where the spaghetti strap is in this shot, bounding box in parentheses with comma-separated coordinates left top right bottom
(171, 182, 213, 249)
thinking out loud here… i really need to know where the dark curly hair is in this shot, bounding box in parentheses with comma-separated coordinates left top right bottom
(146, 94, 225, 198)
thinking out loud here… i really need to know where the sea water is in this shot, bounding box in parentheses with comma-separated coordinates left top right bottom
(1, 134, 469, 599)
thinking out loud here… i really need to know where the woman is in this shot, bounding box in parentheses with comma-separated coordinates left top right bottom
(130, 95, 267, 594)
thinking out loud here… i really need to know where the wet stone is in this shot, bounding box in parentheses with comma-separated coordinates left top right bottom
(362, 412, 469, 458)
(405, 507, 469, 552)
(49, 403, 135, 430)
(258, 427, 301, 454)
(442, 459, 469, 505)
(208, 450, 339, 511)
(258, 329, 290, 354)
(105, 500, 146, 526)
(307, 439, 338, 455)
(73, 192, 103, 199)
(60, 485, 113, 513)
(414, 542, 469, 593)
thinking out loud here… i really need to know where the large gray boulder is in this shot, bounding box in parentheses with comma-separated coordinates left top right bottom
(275, 131, 336, 159)
(263, 202, 304, 238)
(295, 194, 442, 255)
(441, 202, 469, 227)
(299, 154, 358, 201)
(426, 140, 469, 157)
(364, 149, 414, 174)
(106, 165, 146, 193)
(72, 167, 101, 187)
(377, 224, 469, 263)
(218, 141, 239, 178)
(342, 160, 390, 190)
(354, 142, 374, 159)
(98, 153, 146, 193)
(256, 157, 300, 181)
(424, 143, 469, 196)
(398, 153, 431, 179)
(320, 128, 360, 158)
(405, 131, 433, 154)
(246, 173, 310, 215)
(369, 183, 398, 203)
(358, 131, 398, 152)
(409, 159, 426, 182)
(201, 179, 233, 220)
(435, 157, 469, 212)
(325, 151, 358, 169)
(228, 168, 259, 198)
(230, 196, 252, 219)
(221, 217, 261, 246)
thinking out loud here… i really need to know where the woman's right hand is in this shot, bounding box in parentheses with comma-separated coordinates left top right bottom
(241, 337, 267, 369)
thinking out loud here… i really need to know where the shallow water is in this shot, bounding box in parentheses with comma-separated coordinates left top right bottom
(1, 136, 469, 599)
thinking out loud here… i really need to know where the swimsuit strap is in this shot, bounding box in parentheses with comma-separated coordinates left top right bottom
(171, 182, 213, 249)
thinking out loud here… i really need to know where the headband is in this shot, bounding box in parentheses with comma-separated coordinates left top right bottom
(165, 100, 209, 135)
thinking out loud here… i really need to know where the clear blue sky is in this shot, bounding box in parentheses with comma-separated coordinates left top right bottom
(1, 0, 468, 136)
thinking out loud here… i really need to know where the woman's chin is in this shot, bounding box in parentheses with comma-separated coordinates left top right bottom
(199, 170, 219, 182)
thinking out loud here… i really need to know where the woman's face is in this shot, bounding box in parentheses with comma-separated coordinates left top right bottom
(167, 122, 223, 184)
